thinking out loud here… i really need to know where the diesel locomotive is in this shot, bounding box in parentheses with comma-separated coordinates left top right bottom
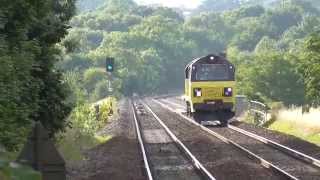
(183, 54, 236, 124)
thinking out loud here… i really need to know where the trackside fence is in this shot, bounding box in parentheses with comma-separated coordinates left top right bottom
(236, 95, 268, 126)
(248, 100, 268, 126)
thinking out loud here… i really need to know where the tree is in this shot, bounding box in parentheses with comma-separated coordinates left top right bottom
(257, 54, 304, 105)
(223, 4, 265, 23)
(0, 0, 76, 150)
(230, 17, 268, 50)
(83, 68, 107, 93)
(298, 32, 320, 106)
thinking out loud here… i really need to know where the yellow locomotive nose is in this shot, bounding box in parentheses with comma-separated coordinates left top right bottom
(184, 54, 236, 119)
(190, 82, 235, 112)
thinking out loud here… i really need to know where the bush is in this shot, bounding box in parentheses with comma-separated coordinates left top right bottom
(58, 97, 117, 161)
(269, 101, 285, 120)
(99, 97, 117, 122)
(90, 80, 110, 102)
(83, 68, 107, 93)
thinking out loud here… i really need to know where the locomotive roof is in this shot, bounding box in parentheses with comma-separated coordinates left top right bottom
(185, 54, 230, 69)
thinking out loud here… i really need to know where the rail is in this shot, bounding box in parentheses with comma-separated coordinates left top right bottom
(131, 101, 153, 180)
(141, 101, 217, 180)
(153, 99, 299, 180)
(228, 125, 320, 168)
(161, 98, 320, 169)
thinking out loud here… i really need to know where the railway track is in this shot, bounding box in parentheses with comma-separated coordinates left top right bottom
(160, 97, 320, 167)
(154, 97, 320, 180)
(141, 99, 294, 180)
(131, 99, 215, 180)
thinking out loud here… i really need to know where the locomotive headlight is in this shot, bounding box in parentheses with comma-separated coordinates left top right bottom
(194, 88, 202, 97)
(224, 87, 233, 97)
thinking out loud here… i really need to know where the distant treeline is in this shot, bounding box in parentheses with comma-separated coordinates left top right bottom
(61, 0, 320, 106)
(76, 0, 320, 13)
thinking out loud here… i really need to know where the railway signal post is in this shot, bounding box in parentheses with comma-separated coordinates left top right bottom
(106, 57, 115, 93)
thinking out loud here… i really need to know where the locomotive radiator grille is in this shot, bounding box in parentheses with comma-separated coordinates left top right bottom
(203, 87, 223, 97)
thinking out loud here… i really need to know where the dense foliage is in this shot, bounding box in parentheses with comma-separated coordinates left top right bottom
(2, 0, 320, 153)
(61, 0, 320, 106)
(0, 0, 76, 150)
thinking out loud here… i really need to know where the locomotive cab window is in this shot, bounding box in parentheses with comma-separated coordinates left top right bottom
(194, 64, 233, 81)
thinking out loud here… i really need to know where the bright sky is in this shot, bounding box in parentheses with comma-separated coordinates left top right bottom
(135, 0, 203, 9)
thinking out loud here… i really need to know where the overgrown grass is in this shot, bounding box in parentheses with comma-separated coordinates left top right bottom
(57, 97, 117, 162)
(58, 129, 111, 162)
(268, 107, 320, 146)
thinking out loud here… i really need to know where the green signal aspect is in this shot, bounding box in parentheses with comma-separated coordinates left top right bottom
(106, 57, 114, 72)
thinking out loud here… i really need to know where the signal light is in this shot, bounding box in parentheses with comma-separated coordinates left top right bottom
(106, 57, 114, 72)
